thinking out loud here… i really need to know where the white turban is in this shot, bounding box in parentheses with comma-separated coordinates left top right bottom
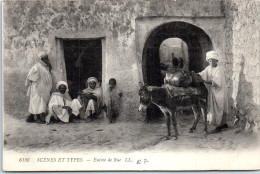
(38, 51, 47, 60)
(206, 51, 220, 61)
(56, 81, 69, 91)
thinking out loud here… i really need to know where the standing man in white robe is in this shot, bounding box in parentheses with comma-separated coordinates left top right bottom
(45, 81, 82, 124)
(25, 52, 52, 123)
(199, 51, 229, 133)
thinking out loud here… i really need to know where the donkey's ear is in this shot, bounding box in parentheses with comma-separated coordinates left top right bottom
(139, 82, 144, 88)
(147, 86, 153, 92)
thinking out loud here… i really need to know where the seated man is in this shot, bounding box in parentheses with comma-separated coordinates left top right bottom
(45, 81, 82, 124)
(77, 77, 102, 121)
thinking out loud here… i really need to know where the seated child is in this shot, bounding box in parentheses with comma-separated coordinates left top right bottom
(104, 78, 122, 123)
(45, 81, 82, 124)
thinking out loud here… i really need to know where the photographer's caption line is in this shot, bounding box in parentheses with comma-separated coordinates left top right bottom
(19, 157, 149, 165)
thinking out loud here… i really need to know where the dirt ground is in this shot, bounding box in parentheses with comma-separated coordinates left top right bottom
(3, 113, 260, 153)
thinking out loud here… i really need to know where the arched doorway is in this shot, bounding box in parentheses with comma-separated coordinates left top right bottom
(142, 21, 213, 86)
(142, 21, 213, 121)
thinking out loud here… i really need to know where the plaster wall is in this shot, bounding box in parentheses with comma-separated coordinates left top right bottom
(224, 0, 260, 124)
(3, 0, 232, 121)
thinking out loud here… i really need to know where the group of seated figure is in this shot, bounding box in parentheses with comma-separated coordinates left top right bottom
(25, 53, 122, 125)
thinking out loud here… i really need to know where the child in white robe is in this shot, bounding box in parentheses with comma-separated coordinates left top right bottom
(104, 78, 122, 123)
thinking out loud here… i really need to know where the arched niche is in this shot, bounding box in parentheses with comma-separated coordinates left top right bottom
(142, 21, 213, 86)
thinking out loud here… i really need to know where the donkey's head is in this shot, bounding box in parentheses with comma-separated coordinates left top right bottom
(138, 82, 152, 112)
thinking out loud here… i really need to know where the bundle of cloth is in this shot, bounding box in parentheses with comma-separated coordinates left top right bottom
(164, 70, 203, 88)
(163, 70, 206, 101)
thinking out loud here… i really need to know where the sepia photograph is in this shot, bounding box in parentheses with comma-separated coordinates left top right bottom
(2, 0, 260, 171)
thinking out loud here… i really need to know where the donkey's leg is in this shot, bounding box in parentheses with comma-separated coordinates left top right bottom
(171, 111, 179, 139)
(201, 104, 208, 134)
(165, 110, 171, 140)
(160, 107, 171, 140)
(189, 106, 201, 133)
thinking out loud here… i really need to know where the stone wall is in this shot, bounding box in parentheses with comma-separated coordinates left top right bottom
(224, 0, 260, 124)
(5, 0, 259, 123)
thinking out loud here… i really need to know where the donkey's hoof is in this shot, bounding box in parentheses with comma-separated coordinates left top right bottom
(165, 136, 170, 140)
(203, 131, 208, 135)
(174, 136, 178, 140)
(189, 128, 194, 133)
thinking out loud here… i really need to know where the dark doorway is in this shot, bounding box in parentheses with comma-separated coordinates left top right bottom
(63, 39, 102, 99)
(142, 21, 213, 121)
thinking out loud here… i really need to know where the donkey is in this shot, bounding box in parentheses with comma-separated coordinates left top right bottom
(138, 81, 208, 140)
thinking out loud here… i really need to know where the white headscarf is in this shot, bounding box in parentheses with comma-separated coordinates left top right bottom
(86, 77, 100, 88)
(206, 51, 220, 61)
(87, 77, 98, 84)
(56, 81, 69, 92)
(83, 77, 102, 108)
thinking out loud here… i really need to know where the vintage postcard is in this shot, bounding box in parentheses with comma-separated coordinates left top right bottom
(2, 0, 260, 171)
